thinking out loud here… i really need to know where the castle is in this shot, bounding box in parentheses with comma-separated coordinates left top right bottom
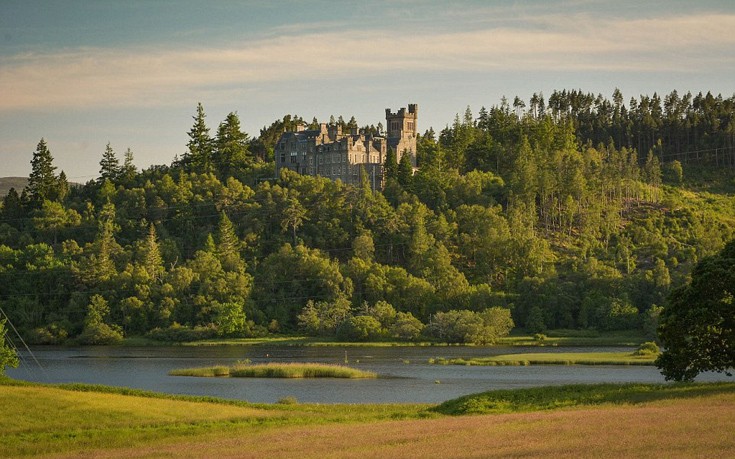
(275, 104, 417, 189)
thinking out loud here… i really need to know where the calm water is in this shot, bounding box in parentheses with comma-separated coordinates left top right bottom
(6, 345, 728, 404)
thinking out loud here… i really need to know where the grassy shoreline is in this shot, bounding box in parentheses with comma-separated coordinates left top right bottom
(430, 351, 658, 366)
(119, 329, 648, 348)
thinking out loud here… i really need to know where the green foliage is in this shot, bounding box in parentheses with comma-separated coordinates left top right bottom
(77, 295, 124, 345)
(336, 315, 383, 342)
(26, 138, 67, 206)
(429, 307, 514, 344)
(636, 341, 660, 356)
(656, 240, 735, 381)
(99, 143, 121, 183)
(0, 319, 19, 374)
(389, 311, 425, 341)
(4, 90, 735, 344)
(297, 297, 352, 336)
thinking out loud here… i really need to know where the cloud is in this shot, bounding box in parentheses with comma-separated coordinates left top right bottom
(1, 13, 733, 111)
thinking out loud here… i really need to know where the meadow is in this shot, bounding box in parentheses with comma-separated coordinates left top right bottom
(2, 377, 733, 458)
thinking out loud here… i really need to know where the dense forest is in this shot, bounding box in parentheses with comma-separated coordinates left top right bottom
(1, 89, 734, 345)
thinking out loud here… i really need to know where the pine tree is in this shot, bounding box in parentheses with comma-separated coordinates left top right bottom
(57, 171, 70, 202)
(120, 148, 137, 183)
(214, 112, 250, 178)
(384, 148, 398, 181)
(26, 138, 59, 205)
(397, 153, 414, 189)
(99, 142, 121, 182)
(186, 103, 214, 173)
(216, 211, 243, 271)
(140, 224, 164, 280)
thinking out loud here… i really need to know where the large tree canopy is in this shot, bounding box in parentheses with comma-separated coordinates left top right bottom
(656, 240, 735, 381)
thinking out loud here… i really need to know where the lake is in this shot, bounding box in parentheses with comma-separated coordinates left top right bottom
(6, 345, 729, 404)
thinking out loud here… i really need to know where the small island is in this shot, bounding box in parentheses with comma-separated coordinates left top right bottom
(169, 362, 377, 379)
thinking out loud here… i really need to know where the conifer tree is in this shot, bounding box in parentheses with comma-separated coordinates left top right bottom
(120, 148, 137, 183)
(26, 138, 59, 205)
(214, 112, 251, 178)
(99, 142, 121, 183)
(140, 223, 164, 281)
(186, 103, 214, 173)
(216, 211, 243, 271)
(397, 153, 414, 189)
(384, 148, 398, 181)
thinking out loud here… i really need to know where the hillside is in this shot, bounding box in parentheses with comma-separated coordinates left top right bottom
(0, 177, 27, 197)
(0, 90, 733, 346)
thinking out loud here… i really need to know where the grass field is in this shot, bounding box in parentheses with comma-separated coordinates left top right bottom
(2, 377, 734, 458)
(169, 362, 377, 378)
(430, 351, 657, 366)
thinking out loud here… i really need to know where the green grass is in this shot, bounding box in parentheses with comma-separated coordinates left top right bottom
(432, 382, 735, 415)
(170, 362, 378, 379)
(430, 351, 658, 366)
(498, 329, 649, 347)
(1, 376, 733, 458)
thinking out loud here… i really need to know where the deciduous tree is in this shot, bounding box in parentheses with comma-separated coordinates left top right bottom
(656, 240, 735, 381)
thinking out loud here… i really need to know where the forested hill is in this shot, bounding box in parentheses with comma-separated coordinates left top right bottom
(0, 177, 28, 198)
(1, 90, 733, 345)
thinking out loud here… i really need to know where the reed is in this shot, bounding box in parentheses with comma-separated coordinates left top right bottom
(430, 351, 657, 366)
(170, 362, 377, 379)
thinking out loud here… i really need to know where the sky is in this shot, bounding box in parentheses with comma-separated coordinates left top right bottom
(1, 0, 734, 181)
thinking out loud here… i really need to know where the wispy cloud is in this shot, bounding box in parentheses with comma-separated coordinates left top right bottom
(2, 13, 733, 111)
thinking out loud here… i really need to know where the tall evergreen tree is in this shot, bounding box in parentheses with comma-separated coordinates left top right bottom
(26, 138, 59, 205)
(214, 112, 251, 178)
(397, 153, 414, 189)
(216, 211, 243, 271)
(99, 142, 121, 183)
(186, 103, 214, 173)
(120, 148, 137, 184)
(140, 223, 164, 281)
(384, 148, 398, 181)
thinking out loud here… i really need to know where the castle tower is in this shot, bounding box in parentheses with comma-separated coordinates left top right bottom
(385, 104, 418, 167)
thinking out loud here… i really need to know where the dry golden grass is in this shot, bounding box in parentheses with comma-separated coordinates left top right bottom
(48, 393, 735, 459)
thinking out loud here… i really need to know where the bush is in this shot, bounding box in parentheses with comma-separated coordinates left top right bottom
(77, 322, 123, 345)
(428, 308, 514, 344)
(146, 323, 218, 342)
(636, 341, 660, 356)
(26, 322, 69, 344)
(389, 312, 425, 341)
(336, 315, 382, 342)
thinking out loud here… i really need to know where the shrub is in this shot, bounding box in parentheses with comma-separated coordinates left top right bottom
(636, 341, 660, 356)
(146, 323, 217, 342)
(428, 308, 514, 344)
(277, 396, 298, 405)
(336, 315, 382, 342)
(389, 312, 425, 341)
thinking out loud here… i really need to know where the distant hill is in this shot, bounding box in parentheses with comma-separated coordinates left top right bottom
(0, 177, 28, 197)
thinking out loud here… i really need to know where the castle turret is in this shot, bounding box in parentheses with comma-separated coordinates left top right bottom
(385, 104, 418, 167)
